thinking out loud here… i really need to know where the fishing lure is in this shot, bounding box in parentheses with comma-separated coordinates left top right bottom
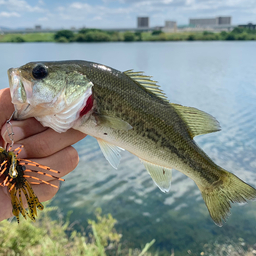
(0, 120, 64, 223)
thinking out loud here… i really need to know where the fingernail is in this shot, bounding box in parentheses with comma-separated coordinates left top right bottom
(3, 126, 25, 143)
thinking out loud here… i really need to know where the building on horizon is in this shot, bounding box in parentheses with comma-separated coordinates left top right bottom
(165, 21, 177, 29)
(189, 16, 231, 27)
(162, 20, 177, 32)
(217, 17, 231, 25)
(190, 18, 217, 27)
(137, 17, 149, 28)
(35, 25, 42, 30)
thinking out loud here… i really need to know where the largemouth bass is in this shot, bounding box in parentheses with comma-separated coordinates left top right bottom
(7, 60, 256, 226)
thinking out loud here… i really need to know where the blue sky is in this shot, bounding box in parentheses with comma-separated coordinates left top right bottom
(0, 0, 255, 29)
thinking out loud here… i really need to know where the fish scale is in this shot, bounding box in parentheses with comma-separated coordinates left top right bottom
(8, 60, 256, 226)
(88, 66, 218, 180)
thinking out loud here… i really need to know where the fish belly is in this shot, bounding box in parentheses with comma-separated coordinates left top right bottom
(74, 116, 199, 178)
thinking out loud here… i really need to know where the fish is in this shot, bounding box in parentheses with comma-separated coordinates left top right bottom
(7, 60, 256, 226)
(0, 145, 64, 222)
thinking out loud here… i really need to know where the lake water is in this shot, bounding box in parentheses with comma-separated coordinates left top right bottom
(1, 42, 256, 255)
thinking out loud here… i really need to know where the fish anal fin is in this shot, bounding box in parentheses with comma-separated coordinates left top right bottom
(171, 103, 221, 138)
(140, 159, 172, 193)
(97, 139, 124, 169)
(124, 70, 169, 102)
(96, 114, 132, 131)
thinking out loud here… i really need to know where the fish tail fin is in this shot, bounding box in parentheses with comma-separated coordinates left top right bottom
(198, 169, 256, 226)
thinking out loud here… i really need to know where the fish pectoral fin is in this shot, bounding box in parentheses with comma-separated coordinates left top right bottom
(97, 139, 124, 169)
(96, 115, 133, 131)
(171, 103, 221, 138)
(140, 159, 172, 193)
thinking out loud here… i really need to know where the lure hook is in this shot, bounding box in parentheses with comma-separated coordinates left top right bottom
(6, 111, 15, 151)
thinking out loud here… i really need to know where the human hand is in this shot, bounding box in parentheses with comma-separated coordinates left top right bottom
(0, 88, 86, 221)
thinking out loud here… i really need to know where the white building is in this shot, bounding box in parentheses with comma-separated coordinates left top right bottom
(162, 21, 177, 32)
(189, 16, 231, 27)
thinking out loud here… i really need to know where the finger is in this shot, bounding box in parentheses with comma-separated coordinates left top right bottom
(0, 187, 13, 221)
(1, 179, 61, 220)
(16, 128, 86, 159)
(20, 146, 79, 182)
(0, 88, 14, 125)
(1, 118, 47, 144)
(0, 88, 14, 147)
(16, 180, 60, 210)
(32, 179, 60, 202)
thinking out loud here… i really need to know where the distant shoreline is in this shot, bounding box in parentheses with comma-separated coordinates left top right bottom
(0, 27, 255, 43)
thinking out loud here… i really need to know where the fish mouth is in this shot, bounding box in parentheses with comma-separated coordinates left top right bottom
(8, 69, 61, 120)
(8, 68, 23, 103)
(8, 68, 34, 120)
(14, 104, 31, 119)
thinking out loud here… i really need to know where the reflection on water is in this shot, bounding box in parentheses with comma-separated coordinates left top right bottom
(53, 136, 256, 255)
(1, 42, 256, 255)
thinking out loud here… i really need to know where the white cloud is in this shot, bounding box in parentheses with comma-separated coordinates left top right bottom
(57, 1, 130, 21)
(0, 11, 20, 17)
(0, 0, 255, 29)
(38, 17, 48, 21)
(48, 0, 255, 28)
(186, 0, 195, 5)
(57, 6, 64, 11)
(118, 0, 256, 11)
(93, 16, 103, 20)
(1, 0, 45, 12)
(70, 2, 90, 9)
(162, 0, 174, 4)
(38, 0, 44, 5)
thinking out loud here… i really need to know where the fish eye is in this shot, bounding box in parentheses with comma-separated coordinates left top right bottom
(32, 64, 48, 79)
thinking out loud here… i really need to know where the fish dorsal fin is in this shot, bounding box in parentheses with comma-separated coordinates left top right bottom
(140, 159, 172, 193)
(97, 139, 124, 169)
(171, 103, 221, 138)
(124, 70, 169, 103)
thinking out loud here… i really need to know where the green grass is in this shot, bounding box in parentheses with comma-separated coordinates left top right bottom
(0, 203, 156, 256)
(0, 33, 54, 42)
(0, 202, 255, 255)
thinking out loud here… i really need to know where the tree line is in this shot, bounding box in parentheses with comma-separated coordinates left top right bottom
(1, 26, 256, 43)
(53, 27, 256, 42)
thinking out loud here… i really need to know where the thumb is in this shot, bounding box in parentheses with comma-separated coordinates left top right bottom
(0, 88, 14, 147)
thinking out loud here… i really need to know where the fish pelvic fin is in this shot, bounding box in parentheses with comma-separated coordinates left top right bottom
(97, 139, 124, 169)
(140, 159, 172, 193)
(198, 170, 256, 227)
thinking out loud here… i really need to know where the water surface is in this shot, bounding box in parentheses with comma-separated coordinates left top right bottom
(1, 42, 256, 255)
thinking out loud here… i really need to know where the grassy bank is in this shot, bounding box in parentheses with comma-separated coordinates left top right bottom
(1, 27, 256, 43)
(0, 203, 255, 256)
(0, 203, 156, 256)
(0, 33, 54, 42)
